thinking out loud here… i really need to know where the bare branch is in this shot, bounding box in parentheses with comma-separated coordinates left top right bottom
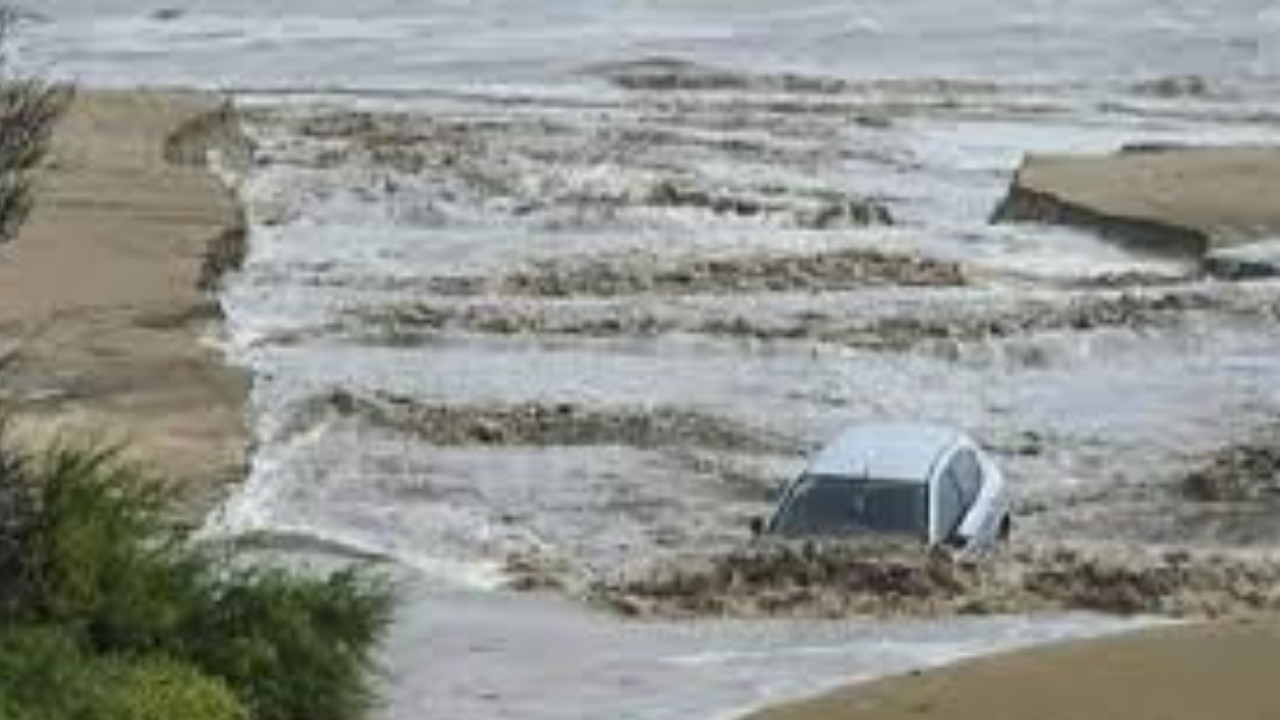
(0, 5, 73, 247)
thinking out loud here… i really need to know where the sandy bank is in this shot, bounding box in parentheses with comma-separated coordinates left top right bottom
(744, 620, 1280, 720)
(993, 147, 1280, 260)
(0, 90, 250, 512)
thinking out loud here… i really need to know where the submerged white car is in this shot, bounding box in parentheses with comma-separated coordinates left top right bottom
(757, 423, 1011, 551)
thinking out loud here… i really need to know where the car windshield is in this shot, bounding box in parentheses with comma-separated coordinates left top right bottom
(770, 475, 928, 540)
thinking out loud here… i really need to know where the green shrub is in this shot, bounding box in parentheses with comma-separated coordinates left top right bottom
(0, 626, 248, 720)
(0, 423, 37, 615)
(0, 428, 395, 720)
(99, 656, 248, 720)
(0, 697, 34, 720)
(179, 567, 394, 720)
(19, 442, 205, 652)
(0, 625, 101, 719)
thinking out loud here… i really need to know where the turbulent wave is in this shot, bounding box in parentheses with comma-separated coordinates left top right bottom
(345, 282, 1279, 358)
(277, 388, 797, 454)
(595, 540, 1280, 619)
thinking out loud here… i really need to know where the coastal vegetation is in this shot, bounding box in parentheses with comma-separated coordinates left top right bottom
(0, 429, 394, 720)
(0, 7, 72, 247)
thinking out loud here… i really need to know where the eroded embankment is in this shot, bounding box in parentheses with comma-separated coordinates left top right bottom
(993, 148, 1280, 263)
(0, 91, 251, 511)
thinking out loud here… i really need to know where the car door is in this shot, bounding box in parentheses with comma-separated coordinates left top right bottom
(934, 450, 983, 545)
(933, 459, 967, 545)
(951, 450, 984, 511)
(953, 448, 1003, 546)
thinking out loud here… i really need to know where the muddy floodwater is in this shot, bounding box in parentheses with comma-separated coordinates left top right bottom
(215, 77, 1280, 576)
(27, 2, 1280, 719)
(206, 75, 1280, 718)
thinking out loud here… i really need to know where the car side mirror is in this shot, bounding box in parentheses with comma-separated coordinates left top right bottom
(749, 516, 766, 537)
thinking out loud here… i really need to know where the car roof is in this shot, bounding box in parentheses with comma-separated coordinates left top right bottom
(804, 422, 966, 485)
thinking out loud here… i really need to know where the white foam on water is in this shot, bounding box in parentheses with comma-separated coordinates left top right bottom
(204, 419, 515, 591)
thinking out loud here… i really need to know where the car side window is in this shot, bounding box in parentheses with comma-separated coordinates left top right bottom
(934, 468, 966, 540)
(951, 450, 983, 508)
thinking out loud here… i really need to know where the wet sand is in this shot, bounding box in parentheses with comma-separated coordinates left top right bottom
(745, 620, 1280, 720)
(995, 147, 1280, 257)
(0, 90, 249, 512)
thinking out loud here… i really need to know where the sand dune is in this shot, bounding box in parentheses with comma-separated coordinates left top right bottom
(0, 91, 249, 512)
(746, 621, 1280, 720)
(995, 147, 1280, 260)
